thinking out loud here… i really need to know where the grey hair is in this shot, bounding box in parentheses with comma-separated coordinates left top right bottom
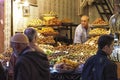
(24, 27, 37, 42)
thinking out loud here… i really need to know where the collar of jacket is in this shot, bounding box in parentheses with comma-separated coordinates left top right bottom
(96, 49, 108, 57)
(19, 46, 35, 56)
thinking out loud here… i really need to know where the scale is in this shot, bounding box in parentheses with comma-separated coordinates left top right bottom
(109, 12, 120, 61)
(109, 12, 120, 44)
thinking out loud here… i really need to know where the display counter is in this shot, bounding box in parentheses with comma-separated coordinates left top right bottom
(50, 62, 120, 80)
(31, 23, 78, 44)
(50, 72, 81, 80)
(2, 45, 120, 80)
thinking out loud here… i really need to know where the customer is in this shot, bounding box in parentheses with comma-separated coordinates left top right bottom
(10, 33, 50, 80)
(81, 34, 118, 80)
(24, 27, 44, 53)
(8, 52, 17, 80)
(74, 15, 91, 43)
(8, 33, 29, 80)
(8, 28, 45, 80)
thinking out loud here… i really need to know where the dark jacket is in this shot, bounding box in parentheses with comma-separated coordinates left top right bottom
(0, 62, 5, 80)
(8, 52, 17, 80)
(82, 49, 118, 80)
(14, 47, 50, 80)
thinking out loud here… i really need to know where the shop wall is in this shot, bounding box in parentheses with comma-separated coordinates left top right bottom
(38, 0, 80, 24)
(13, 2, 39, 33)
(0, 0, 4, 53)
(4, 0, 12, 51)
(37, 0, 102, 23)
(0, 0, 12, 52)
(3, 0, 39, 51)
(114, 0, 120, 13)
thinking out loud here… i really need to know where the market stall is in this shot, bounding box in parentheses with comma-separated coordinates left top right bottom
(1, 0, 120, 80)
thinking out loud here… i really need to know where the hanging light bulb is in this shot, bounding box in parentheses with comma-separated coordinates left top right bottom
(14, 0, 23, 4)
(23, 0, 29, 6)
(15, 0, 20, 3)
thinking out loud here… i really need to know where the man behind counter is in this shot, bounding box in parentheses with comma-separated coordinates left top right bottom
(74, 15, 91, 44)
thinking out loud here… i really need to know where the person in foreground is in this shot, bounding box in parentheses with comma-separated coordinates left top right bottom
(0, 62, 6, 80)
(10, 33, 50, 80)
(81, 34, 118, 80)
(8, 27, 45, 80)
(74, 15, 91, 44)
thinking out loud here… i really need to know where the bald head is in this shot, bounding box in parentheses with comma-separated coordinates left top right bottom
(81, 15, 89, 29)
(81, 15, 89, 21)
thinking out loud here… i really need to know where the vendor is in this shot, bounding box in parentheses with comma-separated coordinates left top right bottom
(74, 15, 91, 44)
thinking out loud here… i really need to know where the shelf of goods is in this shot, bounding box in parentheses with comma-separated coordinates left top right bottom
(0, 17, 111, 74)
(27, 18, 78, 44)
(89, 27, 110, 37)
(0, 16, 113, 74)
(38, 43, 97, 73)
(36, 18, 110, 73)
(27, 17, 61, 44)
(46, 18, 110, 73)
(91, 18, 109, 27)
(0, 32, 110, 74)
(90, 18, 109, 28)
(38, 30, 102, 72)
(90, 24, 109, 29)
(35, 27, 58, 45)
(89, 18, 110, 37)
(37, 27, 59, 36)
(26, 19, 59, 44)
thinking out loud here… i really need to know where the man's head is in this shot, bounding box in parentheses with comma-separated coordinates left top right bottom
(81, 15, 89, 29)
(98, 34, 114, 55)
(10, 33, 29, 56)
(24, 27, 37, 42)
